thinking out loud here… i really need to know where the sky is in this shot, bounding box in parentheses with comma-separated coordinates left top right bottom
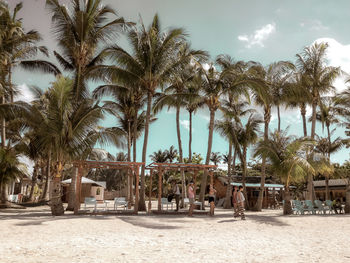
(7, 0, 350, 166)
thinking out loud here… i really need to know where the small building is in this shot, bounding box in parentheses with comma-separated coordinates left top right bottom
(61, 177, 106, 203)
(313, 179, 349, 201)
(7, 176, 32, 203)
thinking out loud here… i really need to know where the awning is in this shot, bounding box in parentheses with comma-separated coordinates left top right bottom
(231, 182, 284, 189)
(61, 177, 106, 188)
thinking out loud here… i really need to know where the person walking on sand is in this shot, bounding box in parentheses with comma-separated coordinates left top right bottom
(237, 185, 246, 220)
(172, 180, 181, 211)
(232, 185, 239, 218)
(208, 184, 217, 216)
(188, 182, 195, 217)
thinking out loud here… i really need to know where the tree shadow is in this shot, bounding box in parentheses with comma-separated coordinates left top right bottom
(246, 214, 289, 226)
(119, 216, 182, 230)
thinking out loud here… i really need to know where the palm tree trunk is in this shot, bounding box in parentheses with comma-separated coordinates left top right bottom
(242, 147, 249, 210)
(283, 185, 292, 215)
(0, 181, 8, 205)
(189, 110, 192, 162)
(223, 140, 233, 209)
(300, 103, 307, 137)
(199, 109, 215, 209)
(255, 107, 270, 211)
(29, 163, 38, 202)
(277, 105, 281, 132)
(49, 161, 64, 216)
(345, 179, 350, 213)
(41, 151, 51, 201)
(1, 96, 6, 148)
(307, 99, 318, 201)
(139, 91, 152, 211)
(325, 123, 331, 200)
(66, 167, 78, 210)
(175, 106, 185, 207)
(127, 120, 131, 203)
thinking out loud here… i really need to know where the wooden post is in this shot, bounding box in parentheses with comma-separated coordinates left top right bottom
(128, 169, 132, 209)
(134, 166, 139, 213)
(158, 168, 163, 211)
(193, 170, 198, 195)
(74, 164, 83, 215)
(148, 169, 153, 213)
(209, 170, 214, 186)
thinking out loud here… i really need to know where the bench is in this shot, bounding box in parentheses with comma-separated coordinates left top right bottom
(114, 197, 128, 210)
(161, 198, 174, 210)
(84, 197, 97, 212)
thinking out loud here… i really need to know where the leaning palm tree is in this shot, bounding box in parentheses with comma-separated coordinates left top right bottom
(296, 42, 341, 200)
(98, 14, 197, 211)
(254, 130, 315, 215)
(45, 0, 131, 100)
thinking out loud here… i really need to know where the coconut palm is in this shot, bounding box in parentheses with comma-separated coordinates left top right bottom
(296, 42, 341, 201)
(231, 114, 262, 209)
(210, 152, 222, 166)
(166, 146, 178, 163)
(150, 149, 169, 163)
(254, 130, 315, 215)
(97, 14, 196, 211)
(249, 61, 295, 211)
(45, 0, 131, 100)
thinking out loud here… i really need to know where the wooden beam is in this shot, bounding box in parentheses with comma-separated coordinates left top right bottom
(148, 169, 153, 213)
(74, 165, 83, 214)
(158, 168, 163, 211)
(134, 166, 139, 213)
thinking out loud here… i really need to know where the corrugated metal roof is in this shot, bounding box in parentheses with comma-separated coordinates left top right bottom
(313, 179, 349, 187)
(231, 182, 284, 189)
(61, 177, 106, 188)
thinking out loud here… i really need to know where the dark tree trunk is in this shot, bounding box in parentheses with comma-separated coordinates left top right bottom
(189, 111, 192, 162)
(49, 162, 64, 216)
(139, 91, 152, 211)
(277, 105, 281, 132)
(29, 163, 38, 202)
(283, 187, 293, 215)
(223, 140, 233, 209)
(242, 147, 250, 210)
(299, 103, 307, 137)
(1, 96, 6, 148)
(66, 168, 77, 211)
(255, 106, 270, 211)
(199, 109, 215, 209)
(175, 106, 185, 207)
(0, 181, 7, 204)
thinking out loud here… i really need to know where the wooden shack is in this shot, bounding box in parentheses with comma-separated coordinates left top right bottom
(314, 179, 349, 201)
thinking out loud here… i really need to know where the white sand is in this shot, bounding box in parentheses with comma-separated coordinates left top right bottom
(0, 205, 349, 263)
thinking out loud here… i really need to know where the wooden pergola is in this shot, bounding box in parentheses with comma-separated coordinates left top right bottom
(145, 162, 217, 212)
(72, 160, 145, 214)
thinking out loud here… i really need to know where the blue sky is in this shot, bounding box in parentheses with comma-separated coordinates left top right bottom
(9, 0, 350, 165)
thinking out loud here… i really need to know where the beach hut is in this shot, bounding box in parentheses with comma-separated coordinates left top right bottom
(61, 177, 106, 203)
(313, 179, 348, 201)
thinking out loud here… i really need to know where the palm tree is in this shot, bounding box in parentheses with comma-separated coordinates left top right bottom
(98, 14, 195, 211)
(150, 149, 169, 163)
(20, 76, 124, 215)
(45, 0, 131, 100)
(231, 114, 262, 209)
(254, 130, 315, 215)
(249, 61, 295, 211)
(166, 146, 178, 163)
(296, 42, 341, 200)
(0, 146, 27, 205)
(210, 152, 222, 166)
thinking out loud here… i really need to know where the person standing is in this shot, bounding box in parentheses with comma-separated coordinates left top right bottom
(172, 181, 181, 211)
(232, 185, 239, 218)
(188, 182, 195, 217)
(208, 185, 217, 216)
(237, 185, 246, 220)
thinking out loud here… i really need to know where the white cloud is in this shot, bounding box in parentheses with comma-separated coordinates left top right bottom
(180, 120, 190, 131)
(238, 23, 276, 48)
(313, 38, 350, 92)
(300, 19, 329, 31)
(15, 83, 35, 103)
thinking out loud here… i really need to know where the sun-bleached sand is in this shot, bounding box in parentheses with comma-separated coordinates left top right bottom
(0, 205, 349, 263)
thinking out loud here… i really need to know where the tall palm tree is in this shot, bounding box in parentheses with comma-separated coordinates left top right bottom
(166, 146, 178, 163)
(210, 152, 222, 166)
(249, 61, 294, 211)
(296, 42, 341, 200)
(254, 130, 315, 215)
(45, 0, 131, 100)
(231, 113, 262, 209)
(150, 149, 169, 163)
(98, 14, 195, 211)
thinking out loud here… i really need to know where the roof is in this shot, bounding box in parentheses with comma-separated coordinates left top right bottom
(231, 182, 285, 189)
(313, 179, 349, 187)
(61, 177, 106, 188)
(146, 162, 217, 171)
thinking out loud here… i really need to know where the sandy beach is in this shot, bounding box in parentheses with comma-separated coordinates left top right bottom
(1, 205, 349, 263)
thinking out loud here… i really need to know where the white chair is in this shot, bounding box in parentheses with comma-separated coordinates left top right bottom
(161, 198, 173, 210)
(114, 197, 128, 210)
(84, 197, 97, 212)
(184, 198, 202, 210)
